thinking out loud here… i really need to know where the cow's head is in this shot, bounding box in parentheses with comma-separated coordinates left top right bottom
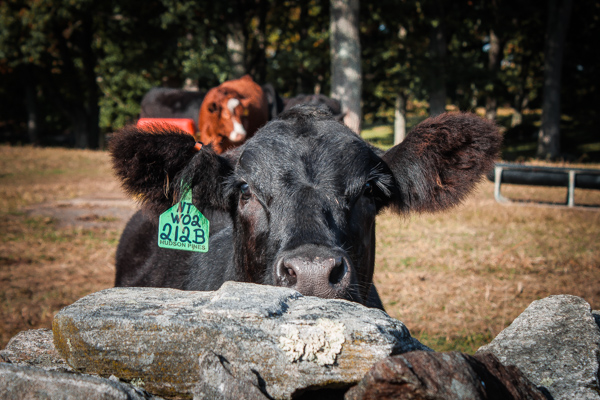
(198, 87, 253, 154)
(111, 105, 501, 306)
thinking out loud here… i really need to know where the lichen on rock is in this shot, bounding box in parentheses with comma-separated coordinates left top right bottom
(278, 319, 345, 366)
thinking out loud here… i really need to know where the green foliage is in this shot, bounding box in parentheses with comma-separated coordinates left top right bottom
(0, 0, 598, 155)
(261, 0, 331, 96)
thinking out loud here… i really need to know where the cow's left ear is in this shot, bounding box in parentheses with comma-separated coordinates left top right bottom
(381, 112, 502, 213)
(110, 124, 233, 215)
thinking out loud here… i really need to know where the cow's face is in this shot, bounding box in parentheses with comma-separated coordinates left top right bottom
(227, 118, 392, 303)
(111, 105, 501, 306)
(199, 89, 250, 154)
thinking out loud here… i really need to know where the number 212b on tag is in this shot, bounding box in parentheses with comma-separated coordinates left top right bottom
(158, 200, 209, 252)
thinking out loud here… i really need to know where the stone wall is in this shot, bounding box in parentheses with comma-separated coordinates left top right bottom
(1, 282, 599, 399)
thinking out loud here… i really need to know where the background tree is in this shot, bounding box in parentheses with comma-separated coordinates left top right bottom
(361, 0, 429, 143)
(0, 0, 105, 148)
(559, 0, 600, 160)
(425, 0, 447, 116)
(537, 0, 573, 159)
(330, 0, 362, 133)
(0, 0, 237, 147)
(1, 0, 598, 161)
(258, 1, 325, 95)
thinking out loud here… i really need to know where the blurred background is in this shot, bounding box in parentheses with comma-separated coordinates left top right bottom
(0, 0, 598, 161)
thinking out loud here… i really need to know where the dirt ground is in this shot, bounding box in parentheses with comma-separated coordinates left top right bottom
(1, 145, 599, 353)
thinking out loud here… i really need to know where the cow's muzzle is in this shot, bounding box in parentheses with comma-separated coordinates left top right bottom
(275, 245, 353, 300)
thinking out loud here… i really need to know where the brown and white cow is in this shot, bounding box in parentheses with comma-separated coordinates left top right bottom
(198, 75, 269, 154)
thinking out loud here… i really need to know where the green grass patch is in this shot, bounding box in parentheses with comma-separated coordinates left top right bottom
(361, 124, 394, 150)
(415, 331, 494, 354)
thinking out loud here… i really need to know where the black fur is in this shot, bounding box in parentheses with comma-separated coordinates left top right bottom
(261, 83, 285, 120)
(382, 112, 502, 213)
(109, 124, 229, 216)
(111, 105, 501, 308)
(283, 94, 345, 122)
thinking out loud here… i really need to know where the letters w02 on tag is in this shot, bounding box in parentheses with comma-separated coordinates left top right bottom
(158, 192, 209, 252)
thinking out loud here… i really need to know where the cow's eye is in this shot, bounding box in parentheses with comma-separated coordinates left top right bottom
(240, 183, 252, 200)
(363, 182, 373, 196)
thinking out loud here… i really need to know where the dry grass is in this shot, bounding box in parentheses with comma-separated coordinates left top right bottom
(0, 145, 121, 348)
(1, 144, 600, 354)
(375, 185, 600, 352)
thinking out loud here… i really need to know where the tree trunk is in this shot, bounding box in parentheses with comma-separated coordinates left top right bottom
(226, 2, 247, 79)
(511, 95, 528, 128)
(330, 0, 362, 134)
(21, 64, 40, 145)
(511, 110, 523, 128)
(246, 0, 268, 83)
(256, 0, 268, 83)
(296, 2, 311, 94)
(427, 0, 447, 117)
(394, 94, 406, 145)
(49, 14, 100, 149)
(485, 98, 497, 121)
(25, 82, 39, 145)
(227, 28, 246, 79)
(485, 29, 502, 121)
(80, 13, 100, 149)
(72, 111, 90, 149)
(537, 0, 573, 159)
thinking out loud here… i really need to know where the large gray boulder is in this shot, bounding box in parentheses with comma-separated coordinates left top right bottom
(53, 282, 430, 399)
(477, 295, 600, 400)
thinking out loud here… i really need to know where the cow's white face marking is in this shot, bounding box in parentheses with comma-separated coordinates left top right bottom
(227, 97, 246, 142)
(227, 98, 240, 115)
(230, 120, 246, 142)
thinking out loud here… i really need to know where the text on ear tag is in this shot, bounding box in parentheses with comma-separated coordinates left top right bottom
(157, 188, 209, 252)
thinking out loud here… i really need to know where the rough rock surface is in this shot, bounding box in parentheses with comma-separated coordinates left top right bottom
(192, 351, 271, 400)
(477, 295, 600, 400)
(53, 282, 430, 399)
(345, 351, 548, 400)
(0, 329, 72, 372)
(0, 363, 162, 400)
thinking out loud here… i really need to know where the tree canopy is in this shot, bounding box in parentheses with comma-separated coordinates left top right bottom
(1, 0, 598, 160)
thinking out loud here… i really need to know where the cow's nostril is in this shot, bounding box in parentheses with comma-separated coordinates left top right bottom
(329, 257, 346, 285)
(278, 260, 298, 287)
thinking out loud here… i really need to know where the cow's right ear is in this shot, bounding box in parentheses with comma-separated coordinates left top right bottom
(109, 124, 232, 215)
(380, 112, 501, 214)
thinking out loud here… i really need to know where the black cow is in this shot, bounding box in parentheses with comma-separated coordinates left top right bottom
(111, 105, 500, 309)
(261, 83, 285, 121)
(283, 94, 345, 122)
(139, 88, 206, 127)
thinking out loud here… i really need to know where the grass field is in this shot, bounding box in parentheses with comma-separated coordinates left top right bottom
(1, 143, 599, 353)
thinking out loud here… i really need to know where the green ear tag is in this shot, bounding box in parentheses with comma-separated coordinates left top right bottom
(158, 187, 209, 252)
